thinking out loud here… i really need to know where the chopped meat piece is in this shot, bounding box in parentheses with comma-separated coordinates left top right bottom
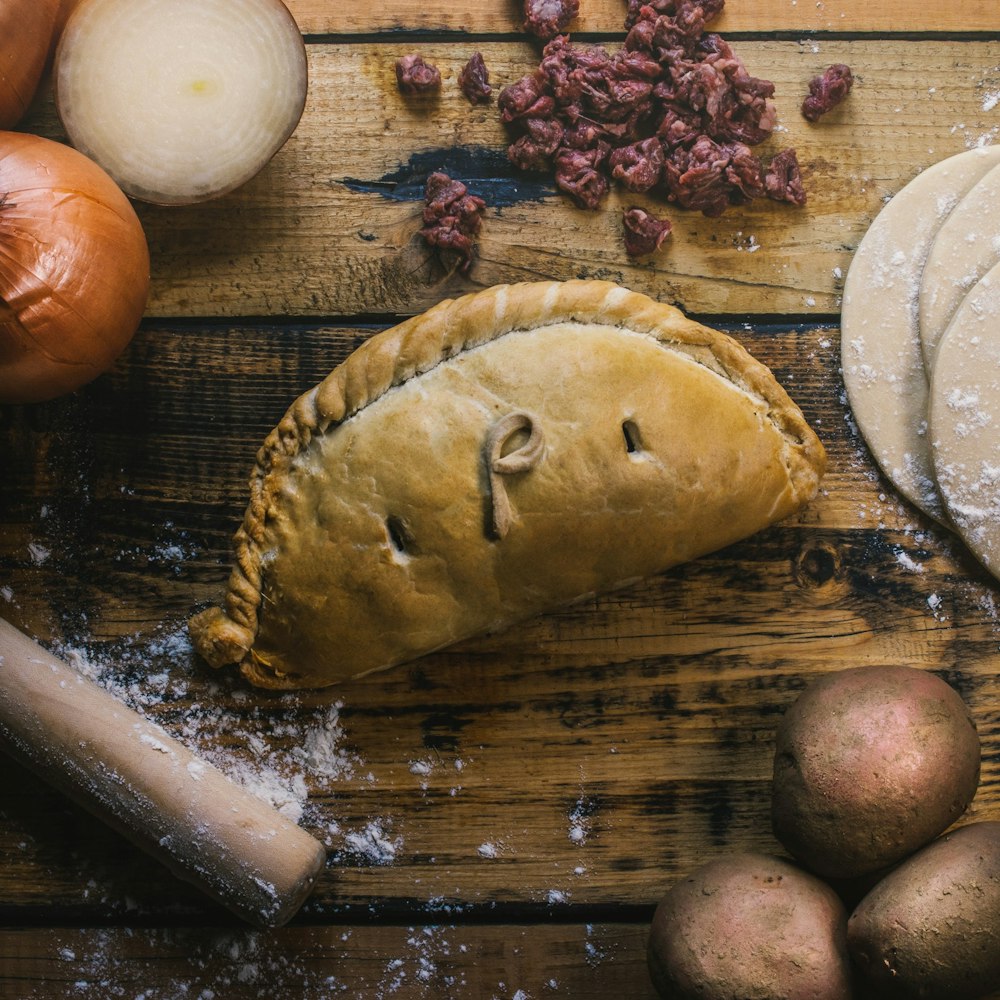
(662, 135, 763, 216)
(554, 145, 610, 209)
(801, 63, 853, 122)
(657, 3, 713, 56)
(508, 117, 566, 172)
(524, 0, 580, 40)
(615, 45, 663, 82)
(498, 72, 554, 123)
(695, 34, 776, 144)
(764, 148, 807, 206)
(562, 120, 609, 151)
(725, 141, 766, 203)
(420, 172, 487, 275)
(396, 54, 442, 94)
(625, 0, 725, 30)
(624, 11, 658, 52)
(497, 0, 803, 217)
(458, 52, 492, 104)
(662, 135, 731, 215)
(537, 35, 584, 104)
(623, 206, 673, 255)
(655, 102, 705, 149)
(609, 138, 665, 192)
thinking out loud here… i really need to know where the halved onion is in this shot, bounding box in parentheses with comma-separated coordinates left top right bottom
(0, 0, 59, 128)
(52, 0, 85, 50)
(53, 0, 309, 206)
(0, 131, 150, 403)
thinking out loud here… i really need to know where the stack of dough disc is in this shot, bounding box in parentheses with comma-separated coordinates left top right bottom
(842, 146, 1000, 579)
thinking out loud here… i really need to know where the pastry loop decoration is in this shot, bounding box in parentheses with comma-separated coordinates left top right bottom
(486, 411, 545, 539)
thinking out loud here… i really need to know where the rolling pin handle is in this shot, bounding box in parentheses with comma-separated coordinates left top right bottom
(0, 617, 327, 927)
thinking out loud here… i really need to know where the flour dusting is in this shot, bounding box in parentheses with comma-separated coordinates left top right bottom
(56, 629, 365, 847)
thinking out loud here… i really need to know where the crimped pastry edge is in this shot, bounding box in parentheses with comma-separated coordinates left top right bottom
(189, 279, 826, 686)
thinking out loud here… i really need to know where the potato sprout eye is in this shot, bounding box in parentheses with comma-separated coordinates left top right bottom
(53, 0, 308, 206)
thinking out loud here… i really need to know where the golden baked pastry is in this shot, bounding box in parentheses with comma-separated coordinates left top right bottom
(189, 280, 826, 688)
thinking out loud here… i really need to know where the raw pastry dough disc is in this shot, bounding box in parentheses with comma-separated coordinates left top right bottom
(930, 261, 1000, 577)
(919, 162, 1000, 368)
(841, 146, 1000, 522)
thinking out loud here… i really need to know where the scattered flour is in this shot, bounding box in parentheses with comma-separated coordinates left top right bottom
(27, 541, 51, 565)
(894, 549, 924, 573)
(733, 231, 760, 253)
(583, 925, 606, 967)
(567, 797, 593, 846)
(56, 629, 364, 845)
(951, 120, 1000, 149)
(54, 927, 353, 998)
(339, 819, 401, 866)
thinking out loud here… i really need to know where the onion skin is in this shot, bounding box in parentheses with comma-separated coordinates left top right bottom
(0, 132, 150, 403)
(0, 0, 59, 128)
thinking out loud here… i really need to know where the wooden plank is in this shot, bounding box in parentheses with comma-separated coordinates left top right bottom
(21, 39, 1000, 319)
(3, 2, 999, 996)
(0, 321, 944, 640)
(0, 924, 659, 999)
(6, 923, 1000, 1000)
(3, 321, 1000, 922)
(282, 0, 1000, 37)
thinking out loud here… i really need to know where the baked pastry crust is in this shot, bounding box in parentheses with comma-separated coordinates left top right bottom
(189, 280, 826, 688)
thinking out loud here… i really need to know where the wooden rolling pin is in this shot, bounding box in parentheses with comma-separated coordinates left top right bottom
(0, 617, 326, 927)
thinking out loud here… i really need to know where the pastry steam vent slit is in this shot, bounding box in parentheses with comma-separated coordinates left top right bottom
(622, 419, 642, 454)
(485, 411, 545, 540)
(385, 515, 411, 556)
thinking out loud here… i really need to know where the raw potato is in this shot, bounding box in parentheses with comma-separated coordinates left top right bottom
(848, 822, 1000, 1000)
(54, 0, 308, 205)
(647, 853, 852, 1000)
(771, 665, 980, 879)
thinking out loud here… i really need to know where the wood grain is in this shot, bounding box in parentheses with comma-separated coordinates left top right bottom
(4, 3, 1000, 996)
(21, 39, 1000, 319)
(3, 320, 1000, 927)
(0, 924, 659, 999)
(282, 0, 1000, 36)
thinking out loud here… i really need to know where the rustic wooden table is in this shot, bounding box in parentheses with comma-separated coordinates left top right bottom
(2, 0, 1000, 996)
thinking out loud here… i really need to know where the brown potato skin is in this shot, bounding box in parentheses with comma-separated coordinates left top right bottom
(848, 822, 1000, 1000)
(647, 852, 853, 1000)
(771, 665, 980, 879)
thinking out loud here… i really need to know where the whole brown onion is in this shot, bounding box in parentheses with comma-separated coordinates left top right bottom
(0, 131, 150, 403)
(0, 0, 59, 128)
